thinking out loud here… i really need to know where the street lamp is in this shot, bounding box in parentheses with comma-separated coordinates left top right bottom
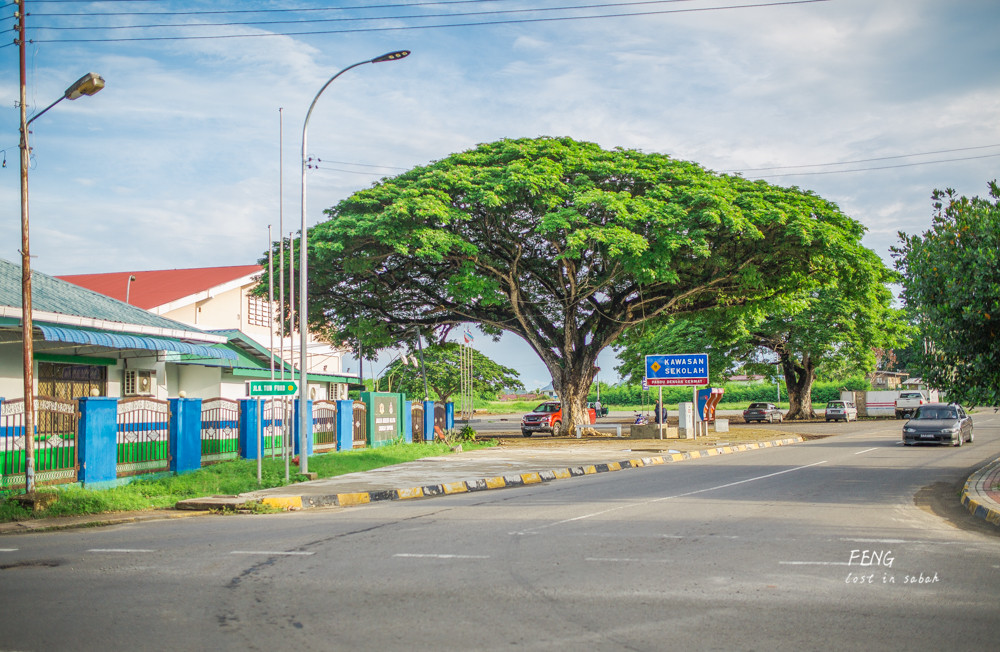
(298, 50, 410, 475)
(18, 71, 105, 494)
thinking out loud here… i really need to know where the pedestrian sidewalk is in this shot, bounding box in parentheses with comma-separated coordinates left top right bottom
(961, 456, 1000, 528)
(194, 436, 805, 511)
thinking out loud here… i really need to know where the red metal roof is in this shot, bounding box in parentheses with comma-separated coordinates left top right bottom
(57, 265, 263, 310)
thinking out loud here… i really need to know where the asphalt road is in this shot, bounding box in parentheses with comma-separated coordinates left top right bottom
(1, 413, 998, 651)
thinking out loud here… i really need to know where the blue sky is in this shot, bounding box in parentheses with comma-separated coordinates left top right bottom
(2, 0, 998, 390)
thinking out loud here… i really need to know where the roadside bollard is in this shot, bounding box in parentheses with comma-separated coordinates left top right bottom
(616, 424, 622, 437)
(576, 425, 582, 438)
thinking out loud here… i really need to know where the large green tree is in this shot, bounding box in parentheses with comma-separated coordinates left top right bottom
(618, 246, 909, 419)
(290, 137, 869, 429)
(892, 182, 1000, 406)
(378, 342, 523, 402)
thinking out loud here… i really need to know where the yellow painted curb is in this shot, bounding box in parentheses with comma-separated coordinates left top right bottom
(397, 487, 424, 500)
(521, 472, 542, 484)
(485, 476, 507, 489)
(582, 465, 597, 474)
(607, 462, 622, 471)
(671, 453, 684, 462)
(260, 496, 302, 510)
(443, 482, 469, 494)
(649, 456, 665, 464)
(337, 492, 371, 506)
(629, 459, 644, 468)
(552, 468, 572, 479)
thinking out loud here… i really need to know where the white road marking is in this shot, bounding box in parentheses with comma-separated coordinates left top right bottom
(779, 561, 850, 566)
(0, 548, 19, 552)
(586, 557, 673, 563)
(854, 448, 879, 455)
(88, 548, 156, 553)
(230, 550, 314, 556)
(510, 461, 828, 535)
(393, 553, 490, 559)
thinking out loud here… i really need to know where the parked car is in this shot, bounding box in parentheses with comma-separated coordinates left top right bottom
(587, 401, 609, 418)
(894, 391, 928, 419)
(825, 400, 858, 422)
(521, 401, 596, 437)
(902, 403, 973, 446)
(743, 402, 783, 424)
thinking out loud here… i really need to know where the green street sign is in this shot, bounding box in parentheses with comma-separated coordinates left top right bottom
(248, 381, 298, 396)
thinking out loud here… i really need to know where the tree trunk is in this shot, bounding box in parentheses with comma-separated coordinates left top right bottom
(781, 353, 817, 420)
(549, 359, 598, 434)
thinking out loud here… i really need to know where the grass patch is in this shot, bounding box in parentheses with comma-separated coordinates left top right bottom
(0, 441, 495, 523)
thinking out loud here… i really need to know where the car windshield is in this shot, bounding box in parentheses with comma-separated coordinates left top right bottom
(915, 407, 957, 420)
(748, 403, 768, 409)
(827, 402, 845, 408)
(533, 403, 559, 413)
(901, 393, 923, 399)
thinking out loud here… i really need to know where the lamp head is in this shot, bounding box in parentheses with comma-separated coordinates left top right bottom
(371, 50, 411, 64)
(64, 73, 106, 100)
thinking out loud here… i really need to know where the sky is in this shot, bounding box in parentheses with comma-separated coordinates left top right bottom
(1, 0, 998, 392)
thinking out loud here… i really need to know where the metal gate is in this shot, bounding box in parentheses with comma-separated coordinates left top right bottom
(200, 398, 240, 465)
(117, 397, 170, 477)
(0, 397, 79, 490)
(434, 402, 446, 439)
(261, 398, 286, 457)
(352, 400, 367, 448)
(312, 401, 338, 452)
(411, 403, 424, 442)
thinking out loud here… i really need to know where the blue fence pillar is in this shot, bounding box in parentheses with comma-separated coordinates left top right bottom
(169, 398, 202, 474)
(238, 399, 261, 460)
(77, 397, 118, 486)
(445, 402, 454, 430)
(335, 400, 353, 451)
(423, 400, 435, 441)
(293, 399, 314, 458)
(402, 400, 413, 444)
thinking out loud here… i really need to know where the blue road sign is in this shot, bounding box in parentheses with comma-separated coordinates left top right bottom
(645, 353, 709, 386)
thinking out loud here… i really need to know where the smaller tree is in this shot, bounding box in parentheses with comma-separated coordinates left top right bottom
(892, 182, 1000, 406)
(378, 343, 523, 403)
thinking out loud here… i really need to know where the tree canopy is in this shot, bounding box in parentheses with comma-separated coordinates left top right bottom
(892, 182, 1000, 406)
(377, 342, 523, 402)
(617, 243, 910, 419)
(291, 136, 871, 426)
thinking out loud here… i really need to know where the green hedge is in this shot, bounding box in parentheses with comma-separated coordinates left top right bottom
(590, 376, 869, 406)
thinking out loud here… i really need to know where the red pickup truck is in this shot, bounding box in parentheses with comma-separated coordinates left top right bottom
(521, 401, 596, 437)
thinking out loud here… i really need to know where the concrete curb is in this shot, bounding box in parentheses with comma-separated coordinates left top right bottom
(960, 456, 1000, 528)
(257, 436, 805, 510)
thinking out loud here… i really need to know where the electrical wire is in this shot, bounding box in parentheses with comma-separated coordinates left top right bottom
(20, 0, 831, 43)
(723, 143, 1000, 172)
(32, 0, 504, 18)
(739, 152, 1000, 179)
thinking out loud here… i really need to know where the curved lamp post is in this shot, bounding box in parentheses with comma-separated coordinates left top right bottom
(298, 50, 410, 474)
(19, 71, 105, 494)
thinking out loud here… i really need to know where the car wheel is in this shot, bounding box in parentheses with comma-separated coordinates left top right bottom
(521, 430, 532, 438)
(969, 429, 974, 444)
(778, 414, 783, 423)
(954, 432, 963, 447)
(825, 418, 830, 422)
(552, 421, 562, 436)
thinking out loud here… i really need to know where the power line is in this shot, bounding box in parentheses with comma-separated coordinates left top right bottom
(723, 143, 1000, 172)
(740, 152, 1000, 179)
(22, 0, 831, 43)
(32, 0, 504, 18)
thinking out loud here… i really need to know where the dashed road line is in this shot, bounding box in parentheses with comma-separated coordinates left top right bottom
(230, 550, 314, 556)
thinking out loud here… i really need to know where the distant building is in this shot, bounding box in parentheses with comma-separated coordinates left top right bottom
(870, 370, 908, 391)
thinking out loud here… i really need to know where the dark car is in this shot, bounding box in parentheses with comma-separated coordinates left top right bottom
(902, 403, 974, 446)
(743, 402, 783, 424)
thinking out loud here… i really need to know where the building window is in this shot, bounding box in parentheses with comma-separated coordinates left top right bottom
(247, 296, 271, 327)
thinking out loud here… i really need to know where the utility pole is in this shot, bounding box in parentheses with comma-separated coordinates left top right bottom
(17, 0, 36, 494)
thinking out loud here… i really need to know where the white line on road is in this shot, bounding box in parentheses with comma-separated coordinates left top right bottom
(230, 551, 315, 556)
(393, 553, 490, 559)
(854, 448, 879, 455)
(88, 549, 156, 553)
(510, 460, 828, 535)
(586, 557, 673, 563)
(779, 561, 850, 566)
(0, 548, 19, 552)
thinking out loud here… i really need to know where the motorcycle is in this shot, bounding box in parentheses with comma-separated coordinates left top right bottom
(633, 412, 649, 425)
